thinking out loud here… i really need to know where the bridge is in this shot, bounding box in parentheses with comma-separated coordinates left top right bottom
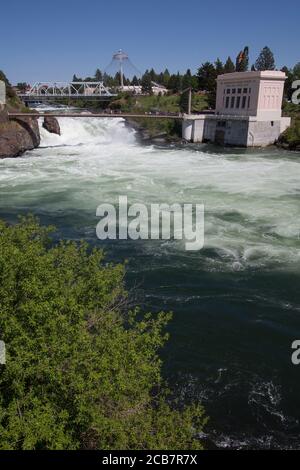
(8, 112, 182, 120)
(19, 81, 116, 104)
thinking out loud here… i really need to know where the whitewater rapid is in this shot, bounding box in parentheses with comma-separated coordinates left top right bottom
(1, 110, 300, 449)
(0, 113, 299, 272)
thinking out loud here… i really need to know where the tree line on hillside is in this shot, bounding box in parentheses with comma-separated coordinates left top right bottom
(68, 47, 299, 110)
(7, 46, 300, 111)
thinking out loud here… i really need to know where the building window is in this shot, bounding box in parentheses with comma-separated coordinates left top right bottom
(271, 121, 274, 126)
(231, 96, 235, 108)
(247, 96, 250, 108)
(227, 89, 230, 94)
(236, 96, 241, 108)
(232, 88, 236, 94)
(225, 96, 230, 108)
(243, 88, 248, 94)
(237, 88, 242, 94)
(242, 96, 246, 109)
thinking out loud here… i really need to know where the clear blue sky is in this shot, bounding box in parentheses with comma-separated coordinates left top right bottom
(1, 0, 299, 84)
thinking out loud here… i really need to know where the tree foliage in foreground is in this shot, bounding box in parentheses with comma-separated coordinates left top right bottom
(0, 216, 206, 450)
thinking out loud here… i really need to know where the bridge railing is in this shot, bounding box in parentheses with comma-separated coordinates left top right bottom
(24, 81, 113, 97)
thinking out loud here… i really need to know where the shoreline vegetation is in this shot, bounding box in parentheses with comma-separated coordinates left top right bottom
(0, 216, 207, 450)
(0, 71, 40, 158)
(1, 48, 300, 156)
(279, 102, 300, 150)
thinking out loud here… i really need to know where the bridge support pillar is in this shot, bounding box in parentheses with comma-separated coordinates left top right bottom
(182, 115, 205, 142)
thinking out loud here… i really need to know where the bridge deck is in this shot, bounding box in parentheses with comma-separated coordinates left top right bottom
(8, 113, 183, 120)
(19, 95, 115, 102)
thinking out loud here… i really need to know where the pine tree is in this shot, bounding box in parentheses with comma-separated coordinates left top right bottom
(149, 68, 157, 82)
(255, 46, 275, 71)
(293, 62, 300, 78)
(168, 73, 181, 92)
(197, 62, 217, 92)
(224, 57, 235, 74)
(131, 75, 139, 86)
(197, 62, 217, 108)
(215, 58, 224, 76)
(182, 69, 192, 89)
(281, 66, 294, 100)
(141, 72, 152, 94)
(95, 68, 103, 81)
(162, 68, 170, 87)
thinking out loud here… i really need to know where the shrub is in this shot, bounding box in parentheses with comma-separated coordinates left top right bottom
(0, 216, 206, 450)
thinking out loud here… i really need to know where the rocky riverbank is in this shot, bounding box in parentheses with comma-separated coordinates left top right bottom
(0, 108, 61, 159)
(0, 107, 40, 158)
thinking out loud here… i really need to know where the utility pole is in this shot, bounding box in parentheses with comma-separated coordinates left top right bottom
(181, 87, 192, 115)
(188, 87, 192, 115)
(120, 62, 124, 88)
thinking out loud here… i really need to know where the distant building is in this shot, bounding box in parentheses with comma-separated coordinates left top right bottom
(119, 82, 168, 96)
(151, 82, 168, 96)
(120, 85, 142, 94)
(183, 71, 291, 147)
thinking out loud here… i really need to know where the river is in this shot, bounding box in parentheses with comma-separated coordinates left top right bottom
(0, 110, 300, 449)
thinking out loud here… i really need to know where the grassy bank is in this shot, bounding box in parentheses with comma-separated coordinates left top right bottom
(70, 93, 208, 140)
(279, 102, 300, 150)
(118, 93, 207, 140)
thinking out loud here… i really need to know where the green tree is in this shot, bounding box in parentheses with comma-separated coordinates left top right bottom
(281, 66, 293, 100)
(224, 57, 235, 73)
(162, 68, 170, 87)
(197, 62, 216, 91)
(141, 72, 153, 94)
(0, 70, 16, 99)
(0, 216, 206, 450)
(95, 69, 103, 81)
(197, 62, 217, 107)
(16, 83, 28, 93)
(149, 68, 157, 82)
(255, 46, 276, 71)
(181, 69, 193, 91)
(131, 75, 139, 86)
(215, 58, 224, 76)
(167, 73, 182, 93)
(293, 62, 300, 79)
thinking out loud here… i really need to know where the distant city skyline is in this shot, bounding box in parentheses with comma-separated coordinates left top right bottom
(1, 0, 299, 84)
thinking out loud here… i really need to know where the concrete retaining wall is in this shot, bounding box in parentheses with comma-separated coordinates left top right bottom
(182, 114, 291, 147)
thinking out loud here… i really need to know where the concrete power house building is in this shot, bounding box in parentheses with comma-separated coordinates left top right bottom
(182, 71, 291, 147)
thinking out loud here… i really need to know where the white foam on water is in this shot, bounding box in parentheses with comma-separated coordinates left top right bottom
(0, 108, 300, 271)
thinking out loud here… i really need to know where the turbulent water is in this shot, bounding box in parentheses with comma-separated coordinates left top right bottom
(1, 108, 300, 449)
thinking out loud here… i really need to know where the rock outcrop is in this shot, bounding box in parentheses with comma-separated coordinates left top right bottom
(42, 116, 60, 135)
(0, 110, 40, 159)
